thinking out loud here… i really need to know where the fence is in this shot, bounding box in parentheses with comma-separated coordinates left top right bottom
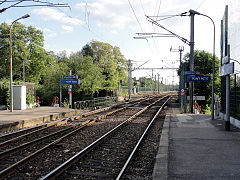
(74, 96, 117, 109)
(221, 74, 240, 120)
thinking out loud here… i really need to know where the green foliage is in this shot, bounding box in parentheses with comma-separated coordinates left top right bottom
(183, 50, 221, 112)
(0, 22, 49, 84)
(26, 92, 35, 105)
(0, 79, 10, 108)
(36, 40, 128, 105)
(0, 20, 128, 105)
(82, 41, 128, 89)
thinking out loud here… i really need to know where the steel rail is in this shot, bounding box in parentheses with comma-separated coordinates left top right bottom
(0, 123, 47, 140)
(40, 95, 169, 180)
(77, 96, 146, 118)
(0, 97, 149, 158)
(0, 123, 60, 148)
(0, 121, 92, 179)
(0, 97, 148, 149)
(116, 96, 171, 179)
(0, 123, 76, 159)
(0, 96, 153, 178)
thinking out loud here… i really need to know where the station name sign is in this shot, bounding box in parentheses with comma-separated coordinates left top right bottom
(187, 75, 211, 82)
(61, 79, 80, 85)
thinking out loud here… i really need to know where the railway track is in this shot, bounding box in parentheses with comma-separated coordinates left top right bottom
(0, 97, 143, 143)
(0, 96, 148, 150)
(40, 95, 171, 179)
(0, 95, 167, 179)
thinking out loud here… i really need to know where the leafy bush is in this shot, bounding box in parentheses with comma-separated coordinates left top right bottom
(0, 80, 10, 108)
(26, 92, 35, 105)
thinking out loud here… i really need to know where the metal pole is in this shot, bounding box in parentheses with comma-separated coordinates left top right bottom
(165, 78, 167, 91)
(225, 44, 230, 131)
(226, 75, 230, 130)
(9, 25, 13, 112)
(9, 14, 30, 112)
(207, 16, 216, 121)
(59, 71, 62, 107)
(69, 70, 72, 108)
(189, 10, 195, 113)
(190, 11, 216, 118)
(183, 62, 187, 113)
(211, 21, 216, 120)
(151, 69, 153, 92)
(145, 77, 146, 91)
(23, 61, 25, 82)
(180, 48, 184, 111)
(48, 62, 62, 107)
(158, 74, 160, 93)
(23, 60, 31, 82)
(162, 77, 163, 92)
(128, 60, 132, 99)
(154, 74, 156, 92)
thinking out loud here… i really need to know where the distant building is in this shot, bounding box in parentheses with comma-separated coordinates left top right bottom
(220, 1, 240, 128)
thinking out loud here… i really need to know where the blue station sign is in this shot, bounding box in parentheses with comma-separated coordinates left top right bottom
(187, 75, 211, 82)
(184, 71, 201, 75)
(63, 75, 78, 79)
(61, 79, 80, 85)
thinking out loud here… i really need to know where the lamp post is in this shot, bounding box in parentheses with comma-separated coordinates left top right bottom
(47, 62, 62, 107)
(23, 60, 31, 82)
(9, 14, 30, 112)
(194, 11, 215, 120)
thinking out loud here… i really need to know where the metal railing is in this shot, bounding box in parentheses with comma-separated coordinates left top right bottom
(74, 96, 117, 109)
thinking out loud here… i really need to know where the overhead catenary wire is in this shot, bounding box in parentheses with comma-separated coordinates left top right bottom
(146, 15, 190, 45)
(151, 0, 178, 71)
(0, 0, 70, 13)
(139, 0, 146, 15)
(196, 0, 206, 10)
(147, 12, 188, 21)
(155, 0, 163, 19)
(128, 0, 159, 61)
(127, 0, 144, 33)
(145, 12, 189, 69)
(0, 0, 7, 5)
(151, 0, 163, 59)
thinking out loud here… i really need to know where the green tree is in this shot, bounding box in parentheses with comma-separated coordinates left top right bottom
(0, 22, 49, 84)
(68, 52, 103, 95)
(182, 50, 221, 112)
(82, 41, 128, 89)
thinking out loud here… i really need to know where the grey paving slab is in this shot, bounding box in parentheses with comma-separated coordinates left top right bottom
(168, 108, 240, 180)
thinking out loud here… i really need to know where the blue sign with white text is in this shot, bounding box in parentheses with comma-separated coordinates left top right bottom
(184, 71, 201, 75)
(63, 75, 78, 79)
(61, 79, 80, 84)
(187, 75, 211, 82)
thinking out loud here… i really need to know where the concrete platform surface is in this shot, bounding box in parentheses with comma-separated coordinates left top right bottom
(0, 107, 82, 133)
(153, 104, 240, 180)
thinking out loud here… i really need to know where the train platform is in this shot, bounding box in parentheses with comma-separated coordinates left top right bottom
(153, 103, 240, 180)
(0, 107, 83, 133)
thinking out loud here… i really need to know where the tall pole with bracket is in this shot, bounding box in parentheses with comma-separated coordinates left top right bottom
(170, 46, 184, 111)
(189, 10, 198, 113)
(128, 60, 132, 99)
(9, 14, 30, 112)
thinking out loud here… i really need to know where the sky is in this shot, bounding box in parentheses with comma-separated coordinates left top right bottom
(0, 0, 231, 85)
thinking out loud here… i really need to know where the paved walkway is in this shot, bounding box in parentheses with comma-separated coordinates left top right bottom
(153, 104, 240, 180)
